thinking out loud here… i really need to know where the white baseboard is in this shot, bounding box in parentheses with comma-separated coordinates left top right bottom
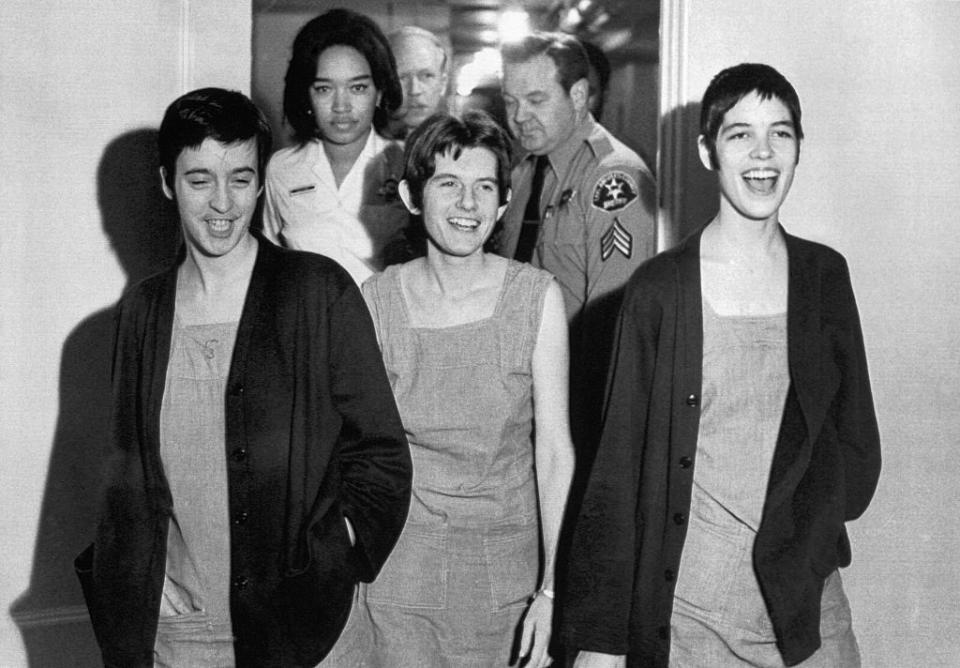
(10, 605, 89, 629)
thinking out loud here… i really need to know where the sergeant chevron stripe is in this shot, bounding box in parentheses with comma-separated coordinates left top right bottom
(601, 217, 633, 260)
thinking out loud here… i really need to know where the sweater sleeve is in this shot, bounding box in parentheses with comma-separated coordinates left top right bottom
(828, 257, 882, 521)
(563, 280, 660, 654)
(327, 279, 411, 581)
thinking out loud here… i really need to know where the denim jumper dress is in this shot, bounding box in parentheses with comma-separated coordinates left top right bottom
(361, 261, 553, 667)
(670, 301, 859, 667)
(155, 317, 238, 667)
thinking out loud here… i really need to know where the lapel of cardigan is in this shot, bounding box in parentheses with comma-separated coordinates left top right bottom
(783, 228, 824, 445)
(228, 234, 274, 399)
(672, 228, 705, 448)
(144, 264, 177, 507)
(676, 227, 704, 368)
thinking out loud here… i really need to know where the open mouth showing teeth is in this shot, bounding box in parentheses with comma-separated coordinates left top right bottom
(742, 169, 778, 194)
(449, 217, 480, 231)
(207, 218, 234, 232)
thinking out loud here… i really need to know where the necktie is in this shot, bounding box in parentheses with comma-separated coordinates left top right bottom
(514, 155, 549, 263)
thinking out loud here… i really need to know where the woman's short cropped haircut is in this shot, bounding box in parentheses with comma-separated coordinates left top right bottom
(282, 8, 402, 144)
(500, 32, 589, 93)
(402, 110, 513, 211)
(699, 63, 804, 168)
(158, 87, 272, 191)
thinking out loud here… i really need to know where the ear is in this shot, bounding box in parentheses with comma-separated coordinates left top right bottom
(497, 187, 512, 220)
(569, 78, 589, 114)
(159, 166, 175, 200)
(697, 135, 714, 171)
(398, 179, 421, 215)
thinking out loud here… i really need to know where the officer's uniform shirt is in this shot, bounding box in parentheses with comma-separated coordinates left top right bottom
(495, 115, 657, 450)
(263, 131, 407, 286)
(496, 115, 656, 323)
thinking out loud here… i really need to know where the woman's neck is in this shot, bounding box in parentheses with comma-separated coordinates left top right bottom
(177, 235, 258, 324)
(322, 129, 372, 188)
(709, 208, 783, 262)
(421, 247, 495, 298)
(402, 250, 506, 329)
(182, 235, 257, 290)
(700, 213, 788, 316)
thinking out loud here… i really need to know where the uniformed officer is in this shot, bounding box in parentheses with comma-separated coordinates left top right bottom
(498, 32, 657, 457)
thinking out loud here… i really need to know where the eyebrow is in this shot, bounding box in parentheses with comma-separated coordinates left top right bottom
(721, 119, 795, 132)
(430, 172, 498, 184)
(182, 166, 257, 177)
(313, 74, 373, 84)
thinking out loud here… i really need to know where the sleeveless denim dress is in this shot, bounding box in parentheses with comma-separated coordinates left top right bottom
(154, 317, 238, 667)
(669, 300, 860, 667)
(361, 261, 553, 668)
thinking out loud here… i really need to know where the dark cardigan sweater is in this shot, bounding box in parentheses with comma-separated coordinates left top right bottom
(563, 226, 881, 666)
(76, 238, 411, 667)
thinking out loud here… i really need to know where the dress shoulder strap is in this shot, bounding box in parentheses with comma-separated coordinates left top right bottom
(495, 261, 555, 363)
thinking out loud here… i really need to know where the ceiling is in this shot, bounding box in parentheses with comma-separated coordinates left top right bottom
(254, 0, 659, 60)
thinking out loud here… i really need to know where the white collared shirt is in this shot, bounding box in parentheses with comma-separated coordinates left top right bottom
(263, 131, 407, 285)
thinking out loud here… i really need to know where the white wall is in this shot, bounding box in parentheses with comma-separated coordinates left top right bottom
(661, 1, 960, 665)
(0, 2, 251, 665)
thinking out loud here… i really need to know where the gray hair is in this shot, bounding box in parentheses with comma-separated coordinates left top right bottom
(388, 26, 448, 72)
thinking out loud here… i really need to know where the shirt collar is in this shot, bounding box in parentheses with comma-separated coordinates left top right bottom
(541, 114, 596, 176)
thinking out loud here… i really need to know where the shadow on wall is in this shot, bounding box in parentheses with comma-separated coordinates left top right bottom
(660, 100, 719, 248)
(10, 129, 181, 667)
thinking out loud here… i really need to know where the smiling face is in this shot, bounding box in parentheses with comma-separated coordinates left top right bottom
(310, 44, 381, 148)
(393, 35, 447, 131)
(402, 147, 508, 258)
(161, 138, 261, 258)
(700, 91, 799, 224)
(502, 54, 585, 156)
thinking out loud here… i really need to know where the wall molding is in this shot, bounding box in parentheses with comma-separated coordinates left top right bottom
(178, 0, 195, 93)
(11, 605, 89, 629)
(657, 0, 689, 250)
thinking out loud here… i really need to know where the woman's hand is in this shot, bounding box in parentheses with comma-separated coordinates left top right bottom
(572, 650, 627, 668)
(518, 591, 554, 667)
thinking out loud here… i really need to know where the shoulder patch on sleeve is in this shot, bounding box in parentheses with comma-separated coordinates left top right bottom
(601, 217, 633, 261)
(591, 171, 638, 213)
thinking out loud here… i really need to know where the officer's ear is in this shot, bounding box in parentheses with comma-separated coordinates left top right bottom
(497, 187, 512, 221)
(398, 179, 421, 215)
(569, 78, 589, 115)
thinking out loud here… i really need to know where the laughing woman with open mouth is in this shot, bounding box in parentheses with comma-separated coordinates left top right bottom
(564, 63, 881, 668)
(361, 111, 575, 668)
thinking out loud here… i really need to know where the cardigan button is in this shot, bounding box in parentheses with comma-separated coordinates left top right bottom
(658, 625, 668, 640)
(229, 384, 244, 397)
(234, 510, 249, 526)
(232, 447, 248, 462)
(673, 513, 686, 525)
(679, 456, 692, 469)
(664, 569, 675, 582)
(685, 393, 698, 407)
(233, 575, 249, 591)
